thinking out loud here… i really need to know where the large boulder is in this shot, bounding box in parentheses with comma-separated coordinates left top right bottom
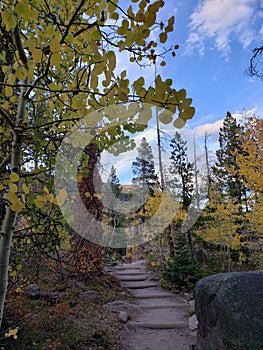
(195, 271, 263, 350)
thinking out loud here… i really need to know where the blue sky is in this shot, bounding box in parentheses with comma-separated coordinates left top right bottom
(100, 0, 263, 184)
(157, 0, 263, 137)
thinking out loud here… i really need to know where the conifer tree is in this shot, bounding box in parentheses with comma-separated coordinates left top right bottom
(169, 132, 194, 211)
(132, 137, 158, 195)
(108, 166, 122, 200)
(212, 112, 246, 206)
(168, 132, 195, 256)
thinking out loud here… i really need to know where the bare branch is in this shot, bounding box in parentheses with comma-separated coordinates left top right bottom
(13, 25, 28, 66)
(246, 45, 263, 80)
(0, 107, 15, 128)
(0, 153, 11, 173)
(60, 0, 86, 45)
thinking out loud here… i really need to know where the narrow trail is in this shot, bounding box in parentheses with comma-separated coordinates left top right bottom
(113, 260, 197, 350)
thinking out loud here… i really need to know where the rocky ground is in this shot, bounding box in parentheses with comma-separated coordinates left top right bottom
(111, 260, 197, 350)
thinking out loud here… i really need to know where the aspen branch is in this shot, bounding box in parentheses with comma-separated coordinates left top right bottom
(0, 107, 15, 129)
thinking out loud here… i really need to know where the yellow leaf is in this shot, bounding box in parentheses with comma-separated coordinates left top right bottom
(77, 174, 83, 183)
(22, 183, 29, 194)
(159, 32, 167, 43)
(56, 189, 67, 206)
(15, 67, 27, 81)
(9, 183, 18, 193)
(50, 52, 61, 67)
(5, 86, 13, 97)
(11, 201, 25, 212)
(6, 13, 17, 30)
(34, 198, 44, 208)
(50, 35, 60, 53)
(15, 2, 29, 17)
(7, 191, 19, 203)
(16, 264, 22, 271)
(0, 184, 4, 190)
(179, 107, 195, 120)
(159, 111, 172, 124)
(173, 117, 186, 129)
(43, 186, 49, 194)
(31, 48, 43, 63)
(10, 172, 20, 182)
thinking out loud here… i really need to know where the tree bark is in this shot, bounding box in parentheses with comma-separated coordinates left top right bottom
(0, 84, 27, 329)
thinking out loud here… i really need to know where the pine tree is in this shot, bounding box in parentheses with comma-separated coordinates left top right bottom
(108, 166, 122, 200)
(132, 137, 158, 195)
(212, 111, 246, 206)
(169, 132, 194, 211)
(168, 132, 195, 257)
(163, 232, 202, 291)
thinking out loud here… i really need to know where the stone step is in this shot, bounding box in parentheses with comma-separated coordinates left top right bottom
(115, 276, 148, 282)
(132, 292, 176, 299)
(129, 321, 186, 329)
(114, 264, 145, 270)
(121, 282, 158, 289)
(139, 304, 186, 310)
(113, 271, 147, 276)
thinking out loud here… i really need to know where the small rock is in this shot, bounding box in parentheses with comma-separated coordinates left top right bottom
(100, 280, 110, 288)
(79, 290, 100, 300)
(188, 299, 195, 310)
(103, 266, 112, 274)
(150, 276, 159, 281)
(189, 314, 198, 331)
(24, 313, 39, 321)
(185, 292, 194, 301)
(71, 280, 86, 289)
(118, 311, 129, 323)
(24, 284, 41, 298)
(41, 290, 59, 303)
(102, 300, 139, 313)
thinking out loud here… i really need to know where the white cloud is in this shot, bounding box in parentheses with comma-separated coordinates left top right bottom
(185, 0, 259, 56)
(194, 108, 257, 139)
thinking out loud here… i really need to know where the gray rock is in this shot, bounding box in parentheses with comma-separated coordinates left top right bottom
(185, 292, 194, 301)
(100, 279, 110, 288)
(118, 311, 129, 323)
(102, 300, 139, 313)
(24, 284, 41, 298)
(189, 314, 198, 331)
(79, 290, 100, 300)
(188, 299, 195, 310)
(24, 284, 58, 303)
(195, 271, 263, 350)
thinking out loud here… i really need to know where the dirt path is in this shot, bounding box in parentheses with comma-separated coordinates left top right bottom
(113, 261, 197, 350)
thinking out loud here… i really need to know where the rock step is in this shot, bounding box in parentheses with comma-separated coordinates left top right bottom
(129, 321, 186, 329)
(114, 265, 144, 270)
(113, 272, 147, 276)
(115, 276, 148, 282)
(139, 304, 186, 309)
(121, 282, 158, 289)
(132, 293, 176, 299)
